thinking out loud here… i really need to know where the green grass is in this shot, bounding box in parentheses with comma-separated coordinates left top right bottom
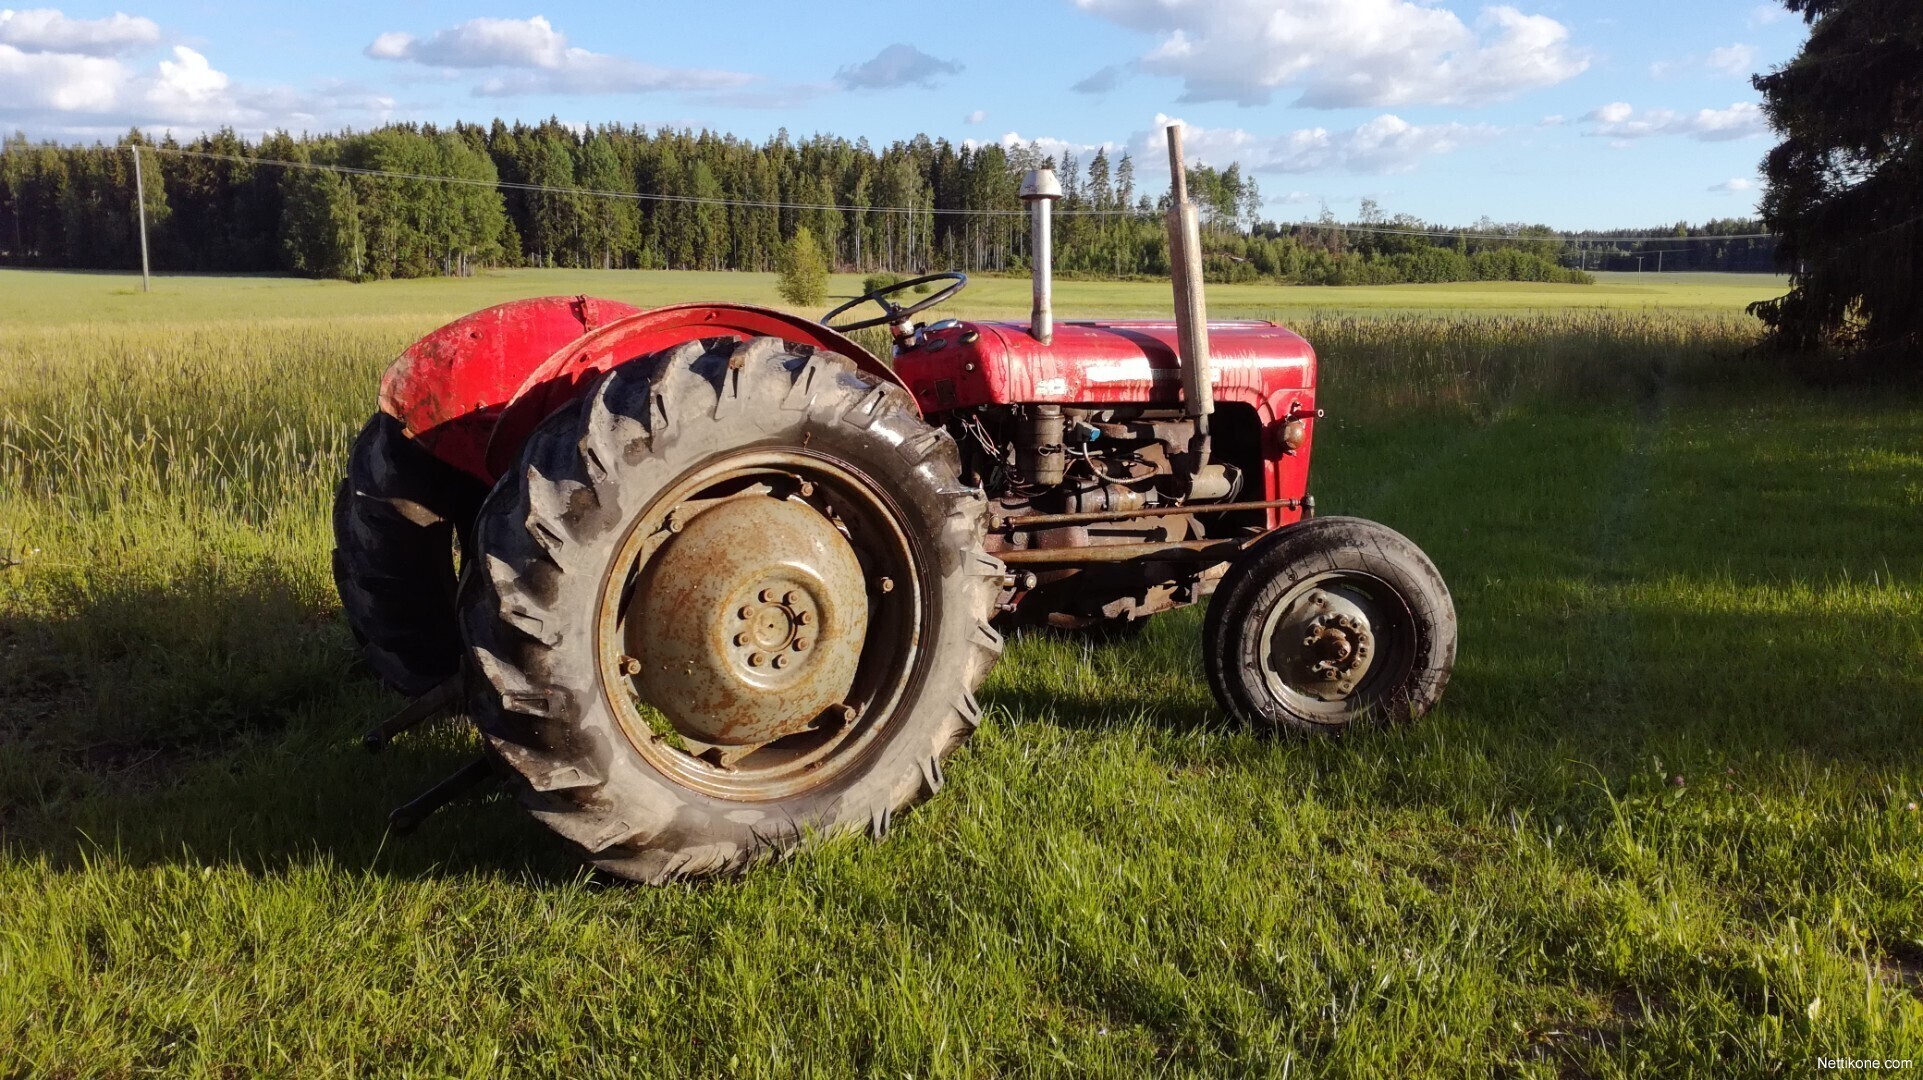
(2, 270, 1919, 1077)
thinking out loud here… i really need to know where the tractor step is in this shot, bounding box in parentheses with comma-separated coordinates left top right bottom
(363, 676, 462, 752)
(387, 756, 497, 836)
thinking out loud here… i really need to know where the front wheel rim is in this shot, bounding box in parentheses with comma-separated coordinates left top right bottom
(1254, 570, 1416, 721)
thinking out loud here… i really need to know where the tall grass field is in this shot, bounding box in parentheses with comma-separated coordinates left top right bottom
(2, 268, 1919, 1076)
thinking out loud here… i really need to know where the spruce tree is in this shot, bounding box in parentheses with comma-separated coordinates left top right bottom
(1750, 0, 1923, 362)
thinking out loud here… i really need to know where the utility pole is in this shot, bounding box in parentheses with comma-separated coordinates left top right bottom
(128, 144, 151, 292)
(1656, 249, 1664, 274)
(1636, 255, 1645, 273)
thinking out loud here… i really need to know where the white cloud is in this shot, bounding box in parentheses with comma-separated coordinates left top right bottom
(976, 130, 1118, 164)
(964, 108, 986, 124)
(364, 32, 411, 61)
(2, 23, 394, 137)
(1072, 0, 1587, 108)
(1539, 114, 1566, 127)
(1747, 4, 1788, 27)
(1150, 111, 1497, 176)
(1706, 43, 1756, 76)
(1654, 43, 1757, 79)
(834, 44, 961, 90)
(1709, 177, 1755, 193)
(1070, 62, 1132, 94)
(0, 7, 158, 56)
(1583, 101, 1768, 141)
(0, 40, 121, 110)
(366, 15, 567, 69)
(149, 45, 224, 106)
(367, 15, 753, 97)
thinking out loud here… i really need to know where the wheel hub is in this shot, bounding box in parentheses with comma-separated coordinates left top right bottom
(625, 495, 868, 746)
(1271, 588, 1376, 700)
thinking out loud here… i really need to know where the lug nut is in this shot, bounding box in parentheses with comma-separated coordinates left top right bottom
(783, 590, 802, 606)
(618, 655, 642, 676)
(748, 652, 767, 667)
(759, 589, 777, 603)
(878, 577, 895, 594)
(794, 637, 811, 651)
(797, 610, 814, 626)
(799, 481, 815, 497)
(737, 605, 754, 619)
(733, 632, 749, 646)
(772, 655, 789, 670)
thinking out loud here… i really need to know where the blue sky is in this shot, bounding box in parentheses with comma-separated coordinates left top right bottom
(0, 1, 1809, 228)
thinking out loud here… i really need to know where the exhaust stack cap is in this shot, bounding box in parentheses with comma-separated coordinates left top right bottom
(1019, 170, 1063, 202)
(1020, 169, 1063, 345)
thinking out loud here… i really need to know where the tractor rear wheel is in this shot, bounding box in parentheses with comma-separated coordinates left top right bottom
(1203, 516, 1454, 735)
(461, 336, 1004, 882)
(332, 413, 488, 695)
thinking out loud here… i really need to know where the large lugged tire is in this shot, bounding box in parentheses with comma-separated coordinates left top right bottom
(461, 336, 1005, 882)
(1203, 516, 1455, 735)
(332, 413, 488, 695)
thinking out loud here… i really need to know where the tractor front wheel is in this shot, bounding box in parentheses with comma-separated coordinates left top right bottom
(1203, 516, 1455, 735)
(460, 336, 1004, 882)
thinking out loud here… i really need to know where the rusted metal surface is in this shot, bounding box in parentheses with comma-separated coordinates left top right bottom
(626, 494, 868, 747)
(593, 452, 925, 802)
(1164, 124, 1215, 422)
(362, 674, 461, 752)
(378, 296, 642, 482)
(995, 497, 1305, 529)
(997, 538, 1246, 565)
(1269, 587, 1377, 700)
(485, 303, 899, 479)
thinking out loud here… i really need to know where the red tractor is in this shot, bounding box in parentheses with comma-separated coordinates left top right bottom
(336, 127, 1456, 882)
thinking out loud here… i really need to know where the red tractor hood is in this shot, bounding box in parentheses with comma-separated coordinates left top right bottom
(894, 319, 1316, 415)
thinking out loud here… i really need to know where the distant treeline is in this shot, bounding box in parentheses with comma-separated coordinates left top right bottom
(0, 122, 1772, 286)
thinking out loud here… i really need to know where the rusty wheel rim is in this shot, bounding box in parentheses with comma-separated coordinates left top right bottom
(1255, 570, 1414, 720)
(595, 450, 926, 801)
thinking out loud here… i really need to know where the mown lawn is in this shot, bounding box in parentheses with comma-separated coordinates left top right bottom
(1, 271, 1918, 1077)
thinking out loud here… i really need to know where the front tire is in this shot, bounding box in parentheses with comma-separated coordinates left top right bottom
(461, 336, 1004, 882)
(1203, 516, 1455, 735)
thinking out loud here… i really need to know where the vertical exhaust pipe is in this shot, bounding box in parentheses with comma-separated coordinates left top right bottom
(1164, 124, 1214, 427)
(1020, 168, 1062, 344)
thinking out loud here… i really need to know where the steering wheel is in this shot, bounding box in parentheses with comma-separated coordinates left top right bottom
(820, 272, 969, 332)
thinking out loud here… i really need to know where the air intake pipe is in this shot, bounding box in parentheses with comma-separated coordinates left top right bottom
(1020, 168, 1062, 344)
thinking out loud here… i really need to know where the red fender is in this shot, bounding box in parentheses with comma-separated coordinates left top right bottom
(376, 298, 896, 485)
(379, 296, 643, 483)
(482, 303, 897, 480)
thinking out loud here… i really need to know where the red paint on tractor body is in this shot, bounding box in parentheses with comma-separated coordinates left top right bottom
(377, 299, 895, 485)
(895, 319, 1320, 525)
(379, 296, 643, 482)
(483, 303, 895, 480)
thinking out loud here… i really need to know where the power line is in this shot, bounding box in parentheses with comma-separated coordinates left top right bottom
(89, 143, 1779, 241)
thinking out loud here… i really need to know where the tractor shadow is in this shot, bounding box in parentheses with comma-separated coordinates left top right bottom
(5, 551, 1920, 882)
(0, 564, 579, 883)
